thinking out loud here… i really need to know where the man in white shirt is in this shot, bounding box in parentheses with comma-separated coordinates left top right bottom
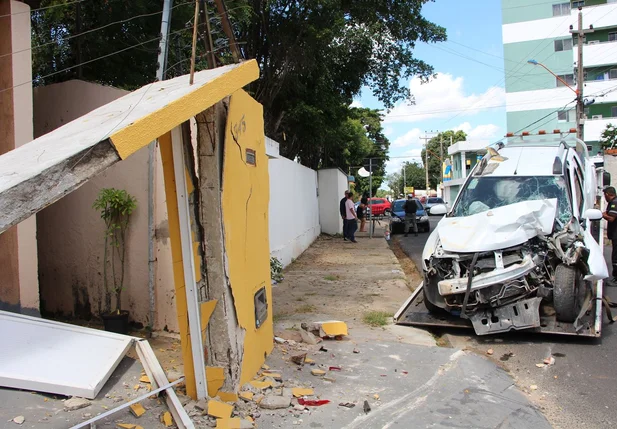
(345, 192, 358, 243)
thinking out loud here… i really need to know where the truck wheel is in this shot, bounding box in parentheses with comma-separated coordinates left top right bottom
(554, 264, 582, 323)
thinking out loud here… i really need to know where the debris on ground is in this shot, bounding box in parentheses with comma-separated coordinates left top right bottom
(363, 400, 371, 414)
(259, 394, 292, 410)
(301, 321, 348, 338)
(535, 363, 546, 368)
(373, 394, 380, 400)
(352, 348, 360, 354)
(297, 399, 330, 406)
(543, 356, 555, 366)
(290, 352, 307, 365)
(299, 329, 321, 345)
(208, 399, 234, 419)
(310, 369, 326, 376)
(292, 388, 314, 397)
(161, 411, 173, 427)
(339, 402, 356, 408)
(129, 403, 146, 418)
(63, 397, 91, 411)
(486, 349, 494, 355)
(12, 416, 25, 425)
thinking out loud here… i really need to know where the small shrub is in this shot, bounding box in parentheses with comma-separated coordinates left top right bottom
(363, 311, 393, 327)
(271, 257, 284, 283)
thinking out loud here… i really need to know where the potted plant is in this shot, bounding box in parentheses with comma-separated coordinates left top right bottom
(93, 188, 137, 334)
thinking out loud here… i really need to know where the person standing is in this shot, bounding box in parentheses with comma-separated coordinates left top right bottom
(340, 190, 349, 240)
(358, 199, 367, 232)
(403, 194, 418, 237)
(603, 187, 617, 284)
(345, 192, 358, 243)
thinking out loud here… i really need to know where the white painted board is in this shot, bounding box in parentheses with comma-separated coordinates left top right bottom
(0, 311, 133, 399)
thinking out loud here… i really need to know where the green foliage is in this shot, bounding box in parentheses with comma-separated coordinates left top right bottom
(270, 257, 284, 283)
(421, 130, 467, 189)
(32, 0, 444, 177)
(387, 162, 426, 196)
(93, 188, 137, 313)
(363, 310, 393, 327)
(600, 123, 617, 149)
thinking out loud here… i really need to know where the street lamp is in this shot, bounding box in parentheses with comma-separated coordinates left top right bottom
(527, 59, 578, 96)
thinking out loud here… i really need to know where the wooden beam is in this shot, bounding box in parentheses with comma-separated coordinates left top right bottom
(0, 140, 119, 233)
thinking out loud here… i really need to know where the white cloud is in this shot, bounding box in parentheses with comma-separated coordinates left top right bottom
(384, 73, 505, 123)
(454, 122, 501, 140)
(383, 126, 394, 137)
(350, 99, 363, 108)
(392, 128, 421, 148)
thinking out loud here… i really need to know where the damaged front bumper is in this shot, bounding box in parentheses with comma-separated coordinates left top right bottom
(469, 297, 542, 335)
(437, 254, 535, 296)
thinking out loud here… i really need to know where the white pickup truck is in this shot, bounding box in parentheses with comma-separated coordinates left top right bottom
(395, 133, 611, 337)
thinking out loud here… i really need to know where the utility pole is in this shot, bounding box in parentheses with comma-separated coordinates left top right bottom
(402, 163, 406, 196)
(147, 0, 173, 333)
(369, 158, 373, 239)
(570, 7, 594, 141)
(420, 133, 432, 192)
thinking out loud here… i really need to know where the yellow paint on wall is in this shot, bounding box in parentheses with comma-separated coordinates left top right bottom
(221, 89, 273, 386)
(200, 300, 218, 334)
(206, 366, 226, 397)
(110, 60, 259, 159)
(159, 132, 197, 398)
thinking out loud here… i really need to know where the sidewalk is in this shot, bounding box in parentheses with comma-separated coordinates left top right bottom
(262, 231, 551, 428)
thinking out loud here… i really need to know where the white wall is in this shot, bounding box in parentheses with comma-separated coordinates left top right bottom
(317, 168, 348, 235)
(269, 157, 320, 267)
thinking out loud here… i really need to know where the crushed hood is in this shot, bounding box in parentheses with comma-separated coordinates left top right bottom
(438, 199, 558, 253)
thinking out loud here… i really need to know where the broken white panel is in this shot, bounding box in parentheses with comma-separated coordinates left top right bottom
(0, 311, 132, 399)
(438, 199, 557, 253)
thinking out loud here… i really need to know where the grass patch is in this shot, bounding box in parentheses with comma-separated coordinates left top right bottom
(296, 304, 317, 313)
(296, 297, 305, 302)
(363, 311, 393, 327)
(305, 292, 317, 296)
(324, 275, 339, 281)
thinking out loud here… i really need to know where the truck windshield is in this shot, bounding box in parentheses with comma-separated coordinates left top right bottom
(451, 176, 572, 224)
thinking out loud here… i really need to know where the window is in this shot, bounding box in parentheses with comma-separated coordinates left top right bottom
(572, 1, 584, 8)
(610, 32, 617, 42)
(611, 69, 617, 80)
(554, 38, 573, 52)
(612, 106, 617, 117)
(558, 109, 576, 122)
(552, 3, 570, 16)
(556, 74, 574, 87)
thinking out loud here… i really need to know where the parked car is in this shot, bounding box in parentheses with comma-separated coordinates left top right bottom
(390, 198, 430, 233)
(421, 135, 608, 336)
(365, 198, 391, 216)
(424, 197, 447, 214)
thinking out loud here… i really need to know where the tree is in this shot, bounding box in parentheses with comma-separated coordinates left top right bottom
(421, 130, 466, 189)
(31, 0, 444, 174)
(600, 123, 617, 149)
(387, 161, 425, 196)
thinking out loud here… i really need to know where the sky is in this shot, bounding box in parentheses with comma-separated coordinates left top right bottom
(352, 0, 508, 179)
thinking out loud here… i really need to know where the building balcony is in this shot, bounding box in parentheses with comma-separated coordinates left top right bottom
(583, 116, 615, 143)
(577, 39, 617, 68)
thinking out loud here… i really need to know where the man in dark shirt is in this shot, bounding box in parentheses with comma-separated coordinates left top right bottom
(340, 190, 349, 240)
(403, 195, 418, 237)
(603, 187, 617, 283)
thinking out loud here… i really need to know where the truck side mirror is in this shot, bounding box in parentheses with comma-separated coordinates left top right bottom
(604, 171, 611, 187)
(584, 208, 603, 221)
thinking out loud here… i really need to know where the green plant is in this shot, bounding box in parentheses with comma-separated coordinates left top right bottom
(93, 188, 137, 314)
(363, 311, 393, 327)
(600, 123, 617, 149)
(324, 275, 339, 281)
(270, 257, 284, 283)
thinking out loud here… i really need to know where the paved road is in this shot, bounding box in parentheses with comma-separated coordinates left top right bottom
(395, 215, 617, 429)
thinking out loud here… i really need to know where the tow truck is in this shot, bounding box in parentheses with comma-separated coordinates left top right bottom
(395, 131, 611, 338)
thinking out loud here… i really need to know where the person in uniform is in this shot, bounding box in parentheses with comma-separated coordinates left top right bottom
(602, 186, 617, 284)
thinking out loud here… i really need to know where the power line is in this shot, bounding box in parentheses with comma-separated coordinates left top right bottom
(0, 26, 193, 95)
(0, 1, 195, 61)
(513, 99, 576, 134)
(0, 0, 85, 18)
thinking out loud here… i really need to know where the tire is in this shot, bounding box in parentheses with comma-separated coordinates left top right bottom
(422, 283, 444, 314)
(553, 264, 583, 323)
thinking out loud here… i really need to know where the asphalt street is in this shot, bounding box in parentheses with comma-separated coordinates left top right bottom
(395, 216, 617, 429)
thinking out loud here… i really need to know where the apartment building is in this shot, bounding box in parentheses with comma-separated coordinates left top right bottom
(502, 0, 617, 152)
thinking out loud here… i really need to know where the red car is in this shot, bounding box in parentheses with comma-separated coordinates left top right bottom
(365, 198, 391, 216)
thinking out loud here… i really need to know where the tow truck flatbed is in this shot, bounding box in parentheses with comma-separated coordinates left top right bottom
(394, 282, 603, 338)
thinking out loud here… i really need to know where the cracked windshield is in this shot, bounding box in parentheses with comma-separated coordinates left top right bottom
(452, 176, 572, 224)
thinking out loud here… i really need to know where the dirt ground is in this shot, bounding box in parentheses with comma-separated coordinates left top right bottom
(273, 235, 413, 323)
